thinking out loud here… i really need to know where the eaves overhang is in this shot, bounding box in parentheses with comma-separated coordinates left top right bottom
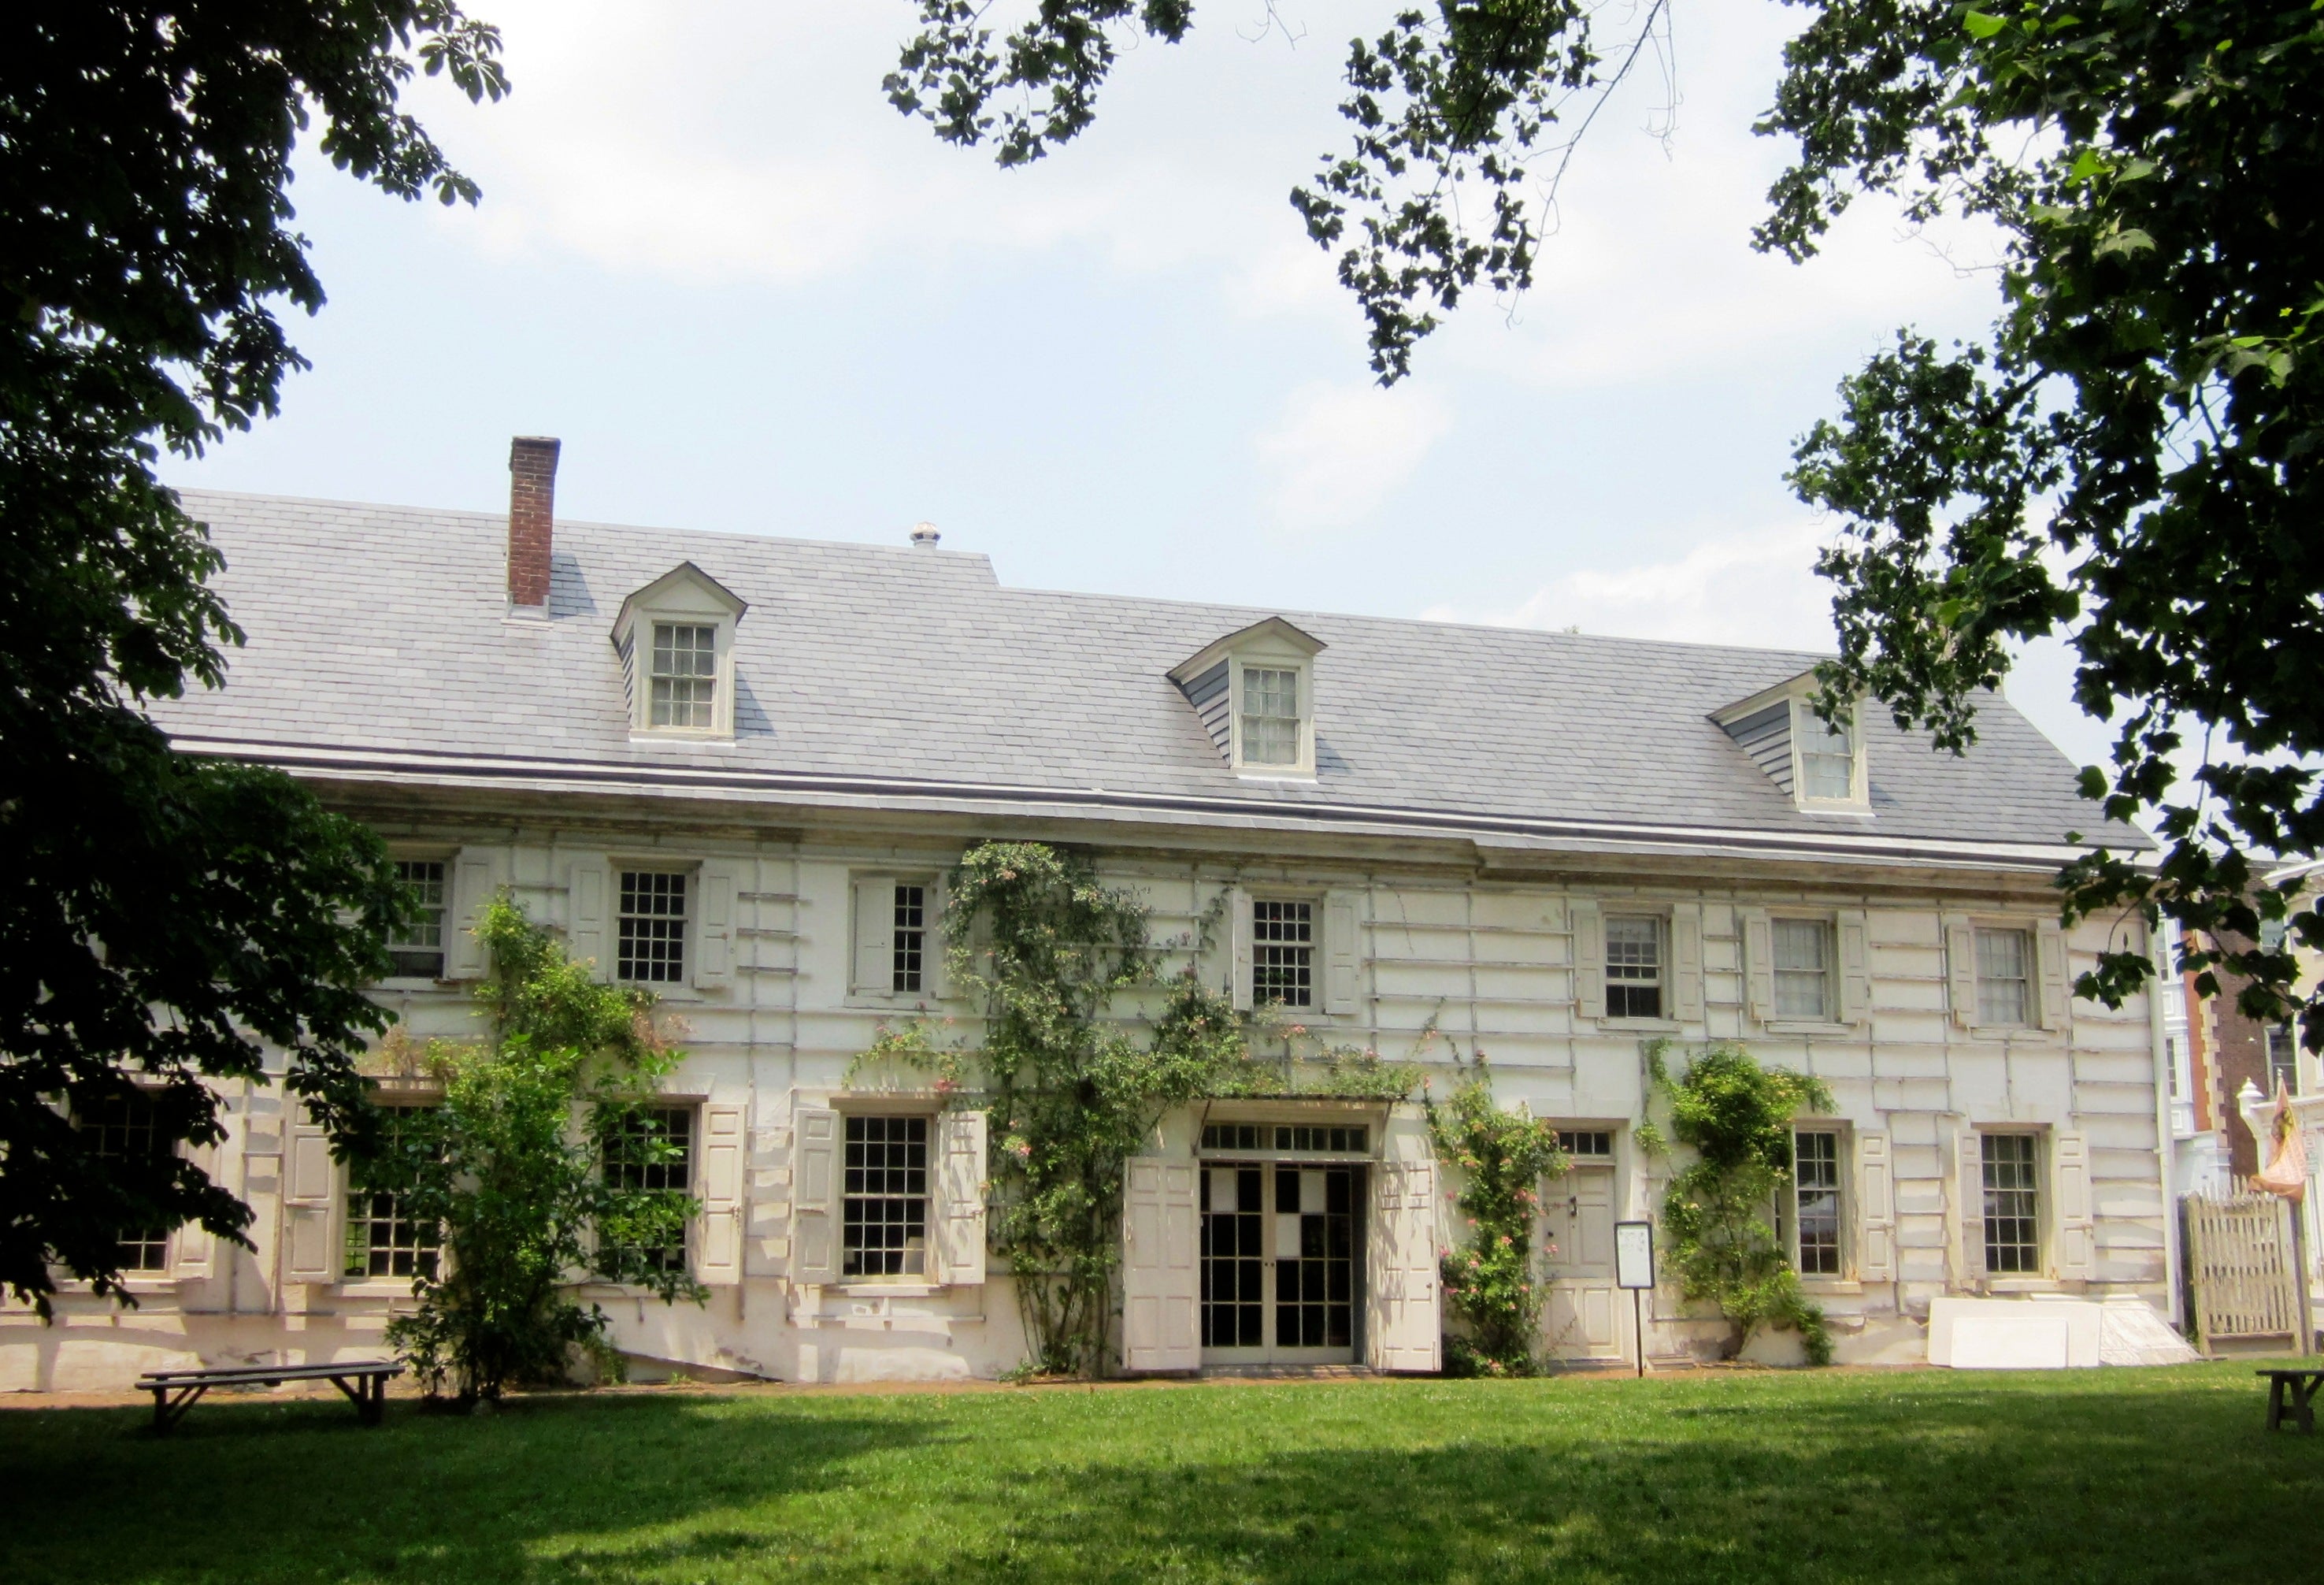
(169, 732, 2138, 878)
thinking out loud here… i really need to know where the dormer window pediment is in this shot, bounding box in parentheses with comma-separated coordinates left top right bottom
(1169, 616, 1325, 779)
(1713, 670, 1870, 814)
(612, 562, 747, 740)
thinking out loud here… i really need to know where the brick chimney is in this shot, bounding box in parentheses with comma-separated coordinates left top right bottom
(507, 436, 561, 608)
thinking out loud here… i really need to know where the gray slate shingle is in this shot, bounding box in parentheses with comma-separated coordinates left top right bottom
(151, 490, 2139, 852)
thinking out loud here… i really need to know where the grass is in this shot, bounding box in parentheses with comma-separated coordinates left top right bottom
(2, 1362, 2318, 1583)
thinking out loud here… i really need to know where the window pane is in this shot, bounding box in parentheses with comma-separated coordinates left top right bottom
(601, 1106, 694, 1274)
(346, 1107, 443, 1281)
(84, 1091, 172, 1271)
(649, 622, 717, 729)
(386, 859, 448, 977)
(1981, 1133, 2040, 1273)
(1240, 668, 1299, 766)
(1252, 900, 1314, 1008)
(1773, 919, 1831, 1020)
(893, 883, 927, 994)
(1974, 928, 2032, 1026)
(843, 1114, 929, 1278)
(617, 870, 688, 982)
(1799, 708, 1855, 800)
(1792, 1130, 1842, 1275)
(2267, 1025, 2300, 1095)
(1605, 915, 1662, 1019)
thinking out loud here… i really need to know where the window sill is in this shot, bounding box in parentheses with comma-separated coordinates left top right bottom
(832, 1282, 944, 1297)
(1794, 804, 1874, 818)
(626, 733, 738, 750)
(844, 993, 949, 1013)
(1800, 1278, 1863, 1297)
(1599, 1017, 1682, 1033)
(335, 1280, 428, 1299)
(1980, 1277, 2067, 1294)
(1765, 1020, 1859, 1037)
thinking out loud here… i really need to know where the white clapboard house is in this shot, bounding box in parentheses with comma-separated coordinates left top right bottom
(0, 440, 2174, 1389)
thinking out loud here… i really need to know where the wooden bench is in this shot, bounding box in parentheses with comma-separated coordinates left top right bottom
(134, 1360, 401, 1434)
(2258, 1368, 2324, 1433)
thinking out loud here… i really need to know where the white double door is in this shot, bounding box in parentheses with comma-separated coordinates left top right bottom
(1543, 1165, 1625, 1362)
(1199, 1160, 1360, 1364)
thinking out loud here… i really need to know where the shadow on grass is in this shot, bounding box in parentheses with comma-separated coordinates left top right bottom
(0, 1391, 942, 1584)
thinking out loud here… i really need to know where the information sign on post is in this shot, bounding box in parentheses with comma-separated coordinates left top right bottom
(1614, 1219, 1655, 1377)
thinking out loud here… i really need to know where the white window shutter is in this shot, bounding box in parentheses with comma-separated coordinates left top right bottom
(447, 847, 510, 980)
(789, 1105, 841, 1285)
(564, 852, 610, 982)
(1944, 916, 1977, 1029)
(1837, 909, 1873, 1025)
(1229, 887, 1254, 1012)
(1365, 1159, 1441, 1372)
(694, 862, 738, 989)
(851, 876, 893, 996)
(1121, 1157, 1201, 1371)
(2036, 920, 2071, 1030)
(1957, 1129, 1986, 1280)
(933, 1109, 988, 1286)
(283, 1100, 339, 1285)
(172, 1141, 221, 1280)
(695, 1103, 744, 1284)
(1670, 904, 1704, 1023)
(1324, 889, 1361, 1016)
(1740, 908, 1774, 1022)
(1570, 900, 1604, 1020)
(2054, 1130, 2094, 1279)
(1855, 1130, 1895, 1282)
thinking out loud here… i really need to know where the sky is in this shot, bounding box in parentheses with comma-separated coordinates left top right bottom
(166, 0, 2112, 770)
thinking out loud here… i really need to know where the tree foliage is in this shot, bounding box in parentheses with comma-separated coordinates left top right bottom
(1, 6, 508, 1310)
(890, 2, 2324, 1047)
(1643, 1041, 1834, 1364)
(378, 897, 703, 1402)
(1425, 1058, 1567, 1375)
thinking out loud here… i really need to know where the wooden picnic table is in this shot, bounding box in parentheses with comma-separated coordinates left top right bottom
(2258, 1368, 2324, 1433)
(134, 1360, 402, 1433)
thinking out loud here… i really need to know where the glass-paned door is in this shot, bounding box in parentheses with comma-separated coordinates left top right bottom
(1199, 1160, 1358, 1364)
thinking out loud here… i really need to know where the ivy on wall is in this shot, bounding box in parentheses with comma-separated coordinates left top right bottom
(1425, 1057, 1568, 1376)
(1640, 1039, 1836, 1366)
(861, 841, 1416, 1376)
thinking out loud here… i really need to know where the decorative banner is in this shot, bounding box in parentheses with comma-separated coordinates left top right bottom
(1614, 1219, 1655, 1290)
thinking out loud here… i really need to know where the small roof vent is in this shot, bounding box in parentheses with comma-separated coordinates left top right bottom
(910, 522, 940, 548)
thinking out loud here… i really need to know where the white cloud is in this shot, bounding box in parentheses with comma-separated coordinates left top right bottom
(1427, 518, 1839, 651)
(1257, 380, 1454, 533)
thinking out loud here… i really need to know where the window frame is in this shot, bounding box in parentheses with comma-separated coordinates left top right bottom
(1602, 911, 1666, 1023)
(1785, 1125, 1848, 1280)
(1228, 655, 1317, 778)
(382, 855, 453, 982)
(614, 866, 693, 987)
(840, 1111, 933, 1283)
(1789, 696, 1868, 811)
(79, 1088, 175, 1275)
(1248, 894, 1318, 1011)
(1977, 1130, 2045, 1276)
(847, 870, 947, 1007)
(1972, 925, 2037, 1030)
(2267, 1023, 2301, 1096)
(340, 1102, 445, 1287)
(598, 1102, 699, 1279)
(1770, 915, 1837, 1024)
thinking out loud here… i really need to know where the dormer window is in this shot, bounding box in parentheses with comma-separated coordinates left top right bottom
(1169, 616, 1325, 779)
(1711, 670, 1870, 814)
(650, 622, 718, 729)
(611, 562, 747, 741)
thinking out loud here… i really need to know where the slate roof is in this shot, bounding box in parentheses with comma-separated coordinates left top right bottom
(152, 489, 2141, 865)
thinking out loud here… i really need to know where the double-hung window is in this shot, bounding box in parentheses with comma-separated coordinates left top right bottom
(843, 1115, 928, 1279)
(1974, 927, 2033, 1027)
(83, 1090, 170, 1272)
(1240, 668, 1300, 767)
(343, 1107, 441, 1281)
(1251, 900, 1314, 1008)
(1797, 707, 1857, 801)
(1980, 1132, 2041, 1274)
(602, 1105, 695, 1274)
(1605, 915, 1663, 1019)
(2267, 1024, 2300, 1095)
(387, 859, 448, 978)
(650, 622, 718, 729)
(617, 870, 688, 983)
(1773, 919, 1834, 1020)
(1789, 1128, 1843, 1276)
(892, 883, 928, 994)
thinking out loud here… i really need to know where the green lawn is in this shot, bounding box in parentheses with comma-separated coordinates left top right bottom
(2, 1363, 2317, 1583)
